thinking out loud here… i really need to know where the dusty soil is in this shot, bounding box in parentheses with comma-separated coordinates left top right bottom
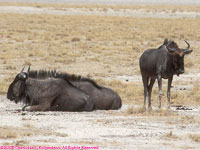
(0, 2, 200, 150)
(1, 5, 200, 19)
(1, 95, 200, 149)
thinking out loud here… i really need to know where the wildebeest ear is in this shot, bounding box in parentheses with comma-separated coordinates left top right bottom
(184, 50, 193, 55)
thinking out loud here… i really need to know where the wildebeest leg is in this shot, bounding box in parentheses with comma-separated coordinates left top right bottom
(167, 76, 173, 109)
(141, 74, 149, 110)
(157, 75, 162, 109)
(147, 78, 155, 110)
(23, 103, 51, 111)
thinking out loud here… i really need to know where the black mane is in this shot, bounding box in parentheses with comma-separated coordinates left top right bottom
(29, 70, 102, 89)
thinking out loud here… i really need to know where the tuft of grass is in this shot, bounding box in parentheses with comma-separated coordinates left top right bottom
(0, 126, 18, 139)
(15, 140, 29, 146)
(71, 37, 81, 42)
(164, 131, 179, 139)
(0, 125, 67, 139)
(189, 134, 200, 142)
(126, 106, 145, 114)
(125, 106, 179, 117)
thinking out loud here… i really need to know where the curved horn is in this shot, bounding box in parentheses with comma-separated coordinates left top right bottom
(20, 66, 25, 73)
(183, 40, 190, 52)
(166, 40, 176, 52)
(167, 47, 176, 52)
(27, 65, 30, 73)
(166, 40, 172, 47)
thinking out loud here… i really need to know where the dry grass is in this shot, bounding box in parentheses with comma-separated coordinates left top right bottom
(125, 106, 180, 117)
(0, 3, 200, 107)
(2, 140, 29, 146)
(126, 106, 145, 114)
(0, 125, 67, 139)
(189, 134, 200, 143)
(164, 131, 179, 140)
(97, 79, 144, 104)
(1, 2, 200, 12)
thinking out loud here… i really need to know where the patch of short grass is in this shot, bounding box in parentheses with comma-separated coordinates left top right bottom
(189, 134, 200, 143)
(0, 125, 67, 139)
(0, 6, 199, 107)
(164, 131, 179, 140)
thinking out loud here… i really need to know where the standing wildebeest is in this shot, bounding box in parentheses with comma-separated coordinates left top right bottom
(139, 39, 192, 110)
(28, 69, 122, 110)
(7, 68, 94, 111)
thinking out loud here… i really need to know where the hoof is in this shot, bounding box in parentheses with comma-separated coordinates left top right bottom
(22, 105, 30, 111)
(147, 106, 152, 112)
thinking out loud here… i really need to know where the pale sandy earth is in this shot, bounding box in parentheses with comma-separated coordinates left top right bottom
(0, 95, 200, 149)
(0, 2, 200, 150)
(1, 0, 200, 5)
(0, 6, 200, 18)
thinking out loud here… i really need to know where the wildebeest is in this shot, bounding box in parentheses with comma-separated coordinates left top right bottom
(28, 69, 122, 110)
(139, 39, 192, 110)
(7, 67, 94, 111)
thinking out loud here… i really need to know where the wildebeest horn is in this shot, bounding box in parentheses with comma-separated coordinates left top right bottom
(182, 40, 190, 52)
(27, 65, 30, 73)
(166, 40, 176, 52)
(167, 47, 177, 52)
(20, 66, 25, 73)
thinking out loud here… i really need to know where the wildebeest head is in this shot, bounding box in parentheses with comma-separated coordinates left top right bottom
(164, 39, 193, 76)
(7, 67, 29, 103)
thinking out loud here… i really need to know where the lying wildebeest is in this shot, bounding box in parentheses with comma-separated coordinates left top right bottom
(28, 69, 122, 110)
(139, 39, 192, 110)
(7, 67, 94, 111)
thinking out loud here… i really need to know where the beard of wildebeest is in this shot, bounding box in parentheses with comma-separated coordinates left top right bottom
(139, 39, 192, 111)
(7, 71, 95, 112)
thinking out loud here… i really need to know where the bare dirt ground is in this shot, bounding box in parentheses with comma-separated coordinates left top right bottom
(1, 5, 200, 18)
(1, 95, 200, 149)
(0, 2, 200, 150)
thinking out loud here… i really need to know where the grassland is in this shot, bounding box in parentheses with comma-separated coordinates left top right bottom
(0, 3, 200, 107)
(0, 3, 199, 149)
